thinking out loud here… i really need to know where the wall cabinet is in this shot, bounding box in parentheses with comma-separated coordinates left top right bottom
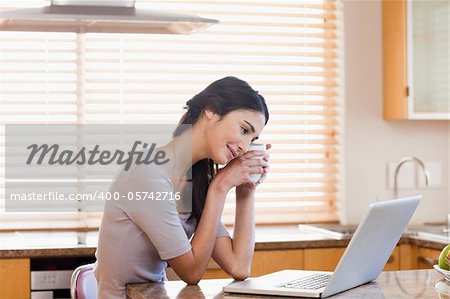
(382, 0, 449, 120)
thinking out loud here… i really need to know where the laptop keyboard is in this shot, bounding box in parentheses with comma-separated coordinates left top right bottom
(276, 273, 332, 290)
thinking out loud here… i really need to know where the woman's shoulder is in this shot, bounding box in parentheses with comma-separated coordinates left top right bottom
(111, 163, 173, 194)
(132, 162, 170, 179)
(132, 161, 171, 181)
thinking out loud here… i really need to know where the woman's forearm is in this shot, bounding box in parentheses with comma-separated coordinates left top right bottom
(230, 189, 256, 275)
(168, 181, 231, 284)
(189, 182, 228, 277)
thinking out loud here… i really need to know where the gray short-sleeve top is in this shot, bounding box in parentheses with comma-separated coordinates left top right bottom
(93, 163, 229, 298)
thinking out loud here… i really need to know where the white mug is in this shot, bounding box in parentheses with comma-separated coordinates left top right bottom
(248, 143, 266, 182)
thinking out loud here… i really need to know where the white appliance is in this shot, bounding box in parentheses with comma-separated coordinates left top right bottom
(31, 269, 73, 298)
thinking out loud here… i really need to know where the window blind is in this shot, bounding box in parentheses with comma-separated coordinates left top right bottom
(0, 0, 341, 229)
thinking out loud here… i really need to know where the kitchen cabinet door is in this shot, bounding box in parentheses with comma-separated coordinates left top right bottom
(383, 246, 400, 271)
(304, 247, 345, 271)
(416, 246, 441, 269)
(0, 258, 30, 299)
(202, 249, 304, 279)
(251, 249, 304, 277)
(202, 259, 228, 279)
(304, 246, 400, 271)
(383, 0, 450, 120)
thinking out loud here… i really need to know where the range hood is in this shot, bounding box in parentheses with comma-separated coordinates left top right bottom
(0, 0, 218, 34)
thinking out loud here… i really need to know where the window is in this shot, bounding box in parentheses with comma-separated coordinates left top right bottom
(0, 0, 342, 229)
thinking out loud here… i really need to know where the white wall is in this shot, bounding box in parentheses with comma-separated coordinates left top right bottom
(341, 0, 449, 225)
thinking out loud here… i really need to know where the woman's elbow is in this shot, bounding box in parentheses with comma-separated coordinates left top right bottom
(183, 276, 201, 285)
(230, 268, 250, 281)
(180, 271, 203, 285)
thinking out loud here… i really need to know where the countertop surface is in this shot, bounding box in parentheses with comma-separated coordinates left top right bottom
(0, 224, 448, 258)
(126, 269, 448, 299)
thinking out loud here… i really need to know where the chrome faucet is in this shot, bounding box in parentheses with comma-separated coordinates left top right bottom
(393, 156, 430, 198)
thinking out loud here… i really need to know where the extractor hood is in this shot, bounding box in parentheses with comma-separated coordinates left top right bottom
(0, 0, 218, 34)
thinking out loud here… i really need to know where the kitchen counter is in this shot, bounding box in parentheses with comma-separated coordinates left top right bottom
(0, 230, 98, 258)
(0, 225, 447, 258)
(126, 269, 448, 299)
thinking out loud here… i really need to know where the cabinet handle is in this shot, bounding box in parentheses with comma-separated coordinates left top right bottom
(417, 256, 437, 266)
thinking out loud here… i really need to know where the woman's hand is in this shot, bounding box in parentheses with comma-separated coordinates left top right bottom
(212, 144, 271, 193)
(236, 144, 271, 195)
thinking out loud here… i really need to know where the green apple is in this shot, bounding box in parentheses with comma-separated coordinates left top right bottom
(439, 244, 450, 270)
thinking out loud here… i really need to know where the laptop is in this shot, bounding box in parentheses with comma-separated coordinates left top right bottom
(223, 195, 421, 298)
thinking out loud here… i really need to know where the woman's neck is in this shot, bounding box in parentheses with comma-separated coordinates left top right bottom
(164, 124, 207, 179)
(163, 127, 207, 215)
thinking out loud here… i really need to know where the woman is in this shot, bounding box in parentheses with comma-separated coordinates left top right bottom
(94, 76, 270, 298)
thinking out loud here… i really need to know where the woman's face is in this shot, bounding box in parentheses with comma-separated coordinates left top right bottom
(204, 109, 266, 165)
